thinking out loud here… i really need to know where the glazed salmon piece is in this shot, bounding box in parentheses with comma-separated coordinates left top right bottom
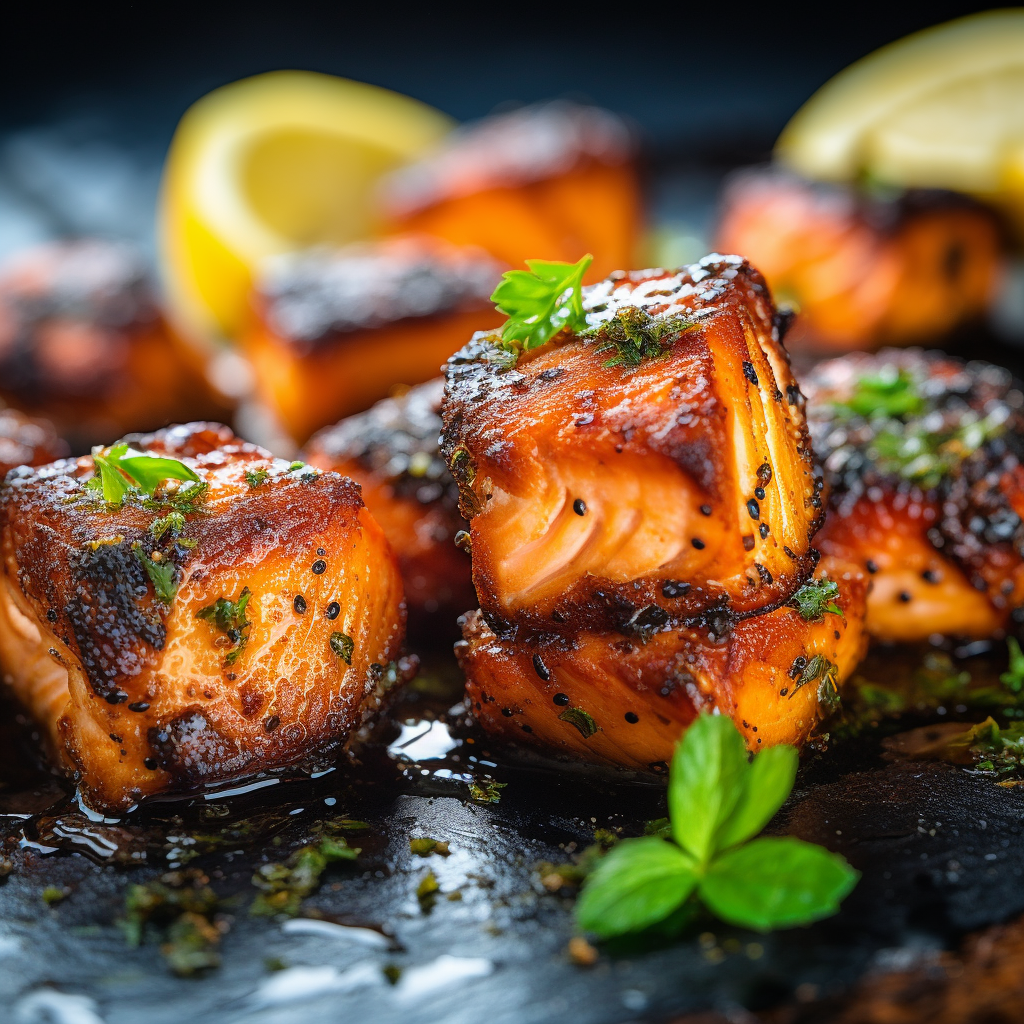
(441, 255, 824, 638)
(245, 236, 503, 444)
(805, 349, 1024, 641)
(0, 422, 407, 812)
(379, 101, 640, 282)
(457, 564, 867, 769)
(716, 168, 1003, 354)
(0, 405, 67, 477)
(303, 378, 475, 634)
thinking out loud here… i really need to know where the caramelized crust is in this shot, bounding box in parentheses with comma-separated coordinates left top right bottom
(716, 169, 1003, 353)
(457, 564, 867, 770)
(303, 379, 475, 629)
(0, 406, 67, 477)
(379, 101, 640, 282)
(805, 349, 1024, 640)
(0, 423, 406, 811)
(0, 241, 221, 448)
(441, 256, 823, 638)
(245, 236, 503, 443)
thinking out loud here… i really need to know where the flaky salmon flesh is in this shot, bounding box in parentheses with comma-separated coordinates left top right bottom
(0, 422, 407, 812)
(457, 563, 867, 768)
(805, 349, 1024, 642)
(442, 255, 823, 639)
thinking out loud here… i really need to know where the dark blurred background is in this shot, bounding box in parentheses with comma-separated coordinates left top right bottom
(0, 1, 1006, 258)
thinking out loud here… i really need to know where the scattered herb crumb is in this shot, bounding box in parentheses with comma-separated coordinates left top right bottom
(250, 837, 358, 918)
(197, 588, 252, 665)
(558, 706, 597, 738)
(382, 964, 403, 985)
(417, 870, 440, 910)
(42, 885, 67, 905)
(468, 779, 507, 804)
(330, 631, 354, 665)
(788, 579, 842, 621)
(410, 837, 450, 857)
(245, 468, 269, 489)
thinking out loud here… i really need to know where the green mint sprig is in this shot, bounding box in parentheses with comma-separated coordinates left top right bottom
(575, 715, 858, 937)
(87, 443, 201, 505)
(490, 255, 592, 353)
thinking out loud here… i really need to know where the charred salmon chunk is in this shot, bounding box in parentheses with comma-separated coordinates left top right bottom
(379, 101, 640, 282)
(304, 378, 474, 632)
(0, 240, 221, 449)
(245, 236, 503, 443)
(0, 422, 407, 812)
(457, 564, 867, 768)
(0, 405, 67, 477)
(716, 169, 1003, 353)
(805, 349, 1024, 641)
(441, 255, 824, 638)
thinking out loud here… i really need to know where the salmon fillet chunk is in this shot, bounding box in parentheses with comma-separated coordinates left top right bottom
(0, 422, 406, 812)
(441, 255, 824, 638)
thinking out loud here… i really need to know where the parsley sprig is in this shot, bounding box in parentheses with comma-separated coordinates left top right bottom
(575, 715, 857, 937)
(491, 255, 592, 352)
(87, 443, 201, 506)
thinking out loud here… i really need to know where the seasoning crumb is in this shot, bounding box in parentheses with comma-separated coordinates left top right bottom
(568, 935, 599, 967)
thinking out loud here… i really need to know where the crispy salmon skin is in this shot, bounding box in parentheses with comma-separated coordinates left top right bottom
(0, 422, 407, 812)
(441, 255, 823, 638)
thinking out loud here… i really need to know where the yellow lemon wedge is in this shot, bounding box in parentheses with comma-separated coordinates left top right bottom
(158, 71, 454, 350)
(776, 9, 1024, 219)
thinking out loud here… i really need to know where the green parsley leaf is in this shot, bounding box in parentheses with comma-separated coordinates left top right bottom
(245, 468, 269, 489)
(132, 543, 178, 604)
(699, 836, 859, 931)
(197, 588, 252, 665)
(88, 444, 201, 506)
(1001, 637, 1024, 694)
(491, 255, 592, 352)
(714, 744, 799, 852)
(150, 512, 186, 541)
(576, 837, 698, 938)
(668, 713, 748, 863)
(788, 579, 843, 621)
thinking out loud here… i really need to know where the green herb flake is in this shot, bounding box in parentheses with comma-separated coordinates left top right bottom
(491, 254, 593, 353)
(245, 468, 269, 489)
(330, 631, 354, 665)
(150, 511, 186, 541)
(559, 706, 597, 738)
(467, 778, 507, 804)
(587, 306, 693, 368)
(832, 368, 925, 419)
(1001, 638, 1024, 694)
(197, 588, 252, 665)
(382, 964, 403, 985)
(575, 714, 858, 938)
(250, 837, 358, 918)
(790, 654, 841, 713)
(133, 542, 178, 604)
(788, 579, 842, 621)
(42, 885, 67, 905)
(410, 837, 451, 857)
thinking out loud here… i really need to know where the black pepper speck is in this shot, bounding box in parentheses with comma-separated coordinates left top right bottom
(573, 499, 587, 516)
(553, 693, 570, 706)
(326, 602, 340, 620)
(312, 559, 327, 575)
(293, 595, 307, 614)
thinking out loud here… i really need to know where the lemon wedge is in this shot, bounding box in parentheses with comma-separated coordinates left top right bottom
(159, 71, 453, 349)
(776, 10, 1024, 202)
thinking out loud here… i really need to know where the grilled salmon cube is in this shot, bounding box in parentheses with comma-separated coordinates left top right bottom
(244, 236, 503, 444)
(0, 240, 224, 449)
(804, 348, 1024, 640)
(457, 563, 867, 769)
(441, 255, 824, 638)
(716, 168, 1003, 353)
(304, 378, 474, 634)
(379, 101, 640, 282)
(0, 422, 406, 812)
(0, 405, 67, 478)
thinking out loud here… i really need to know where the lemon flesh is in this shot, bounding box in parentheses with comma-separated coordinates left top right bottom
(776, 10, 1024, 198)
(159, 71, 453, 350)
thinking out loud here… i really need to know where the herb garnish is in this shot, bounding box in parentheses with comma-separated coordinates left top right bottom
(832, 368, 925, 419)
(559, 706, 598, 738)
(788, 579, 842, 621)
(86, 443, 201, 505)
(330, 631, 354, 665)
(1001, 638, 1024, 694)
(197, 588, 252, 665)
(133, 543, 178, 604)
(791, 654, 841, 712)
(589, 306, 692, 368)
(250, 837, 358, 918)
(245, 468, 269, 489)
(575, 715, 857, 937)
(491, 255, 592, 353)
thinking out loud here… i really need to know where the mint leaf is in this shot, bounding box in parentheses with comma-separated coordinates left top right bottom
(714, 745, 798, 852)
(491, 255, 592, 352)
(576, 838, 697, 938)
(90, 443, 131, 503)
(699, 837, 859, 931)
(669, 714, 748, 863)
(118, 453, 200, 495)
